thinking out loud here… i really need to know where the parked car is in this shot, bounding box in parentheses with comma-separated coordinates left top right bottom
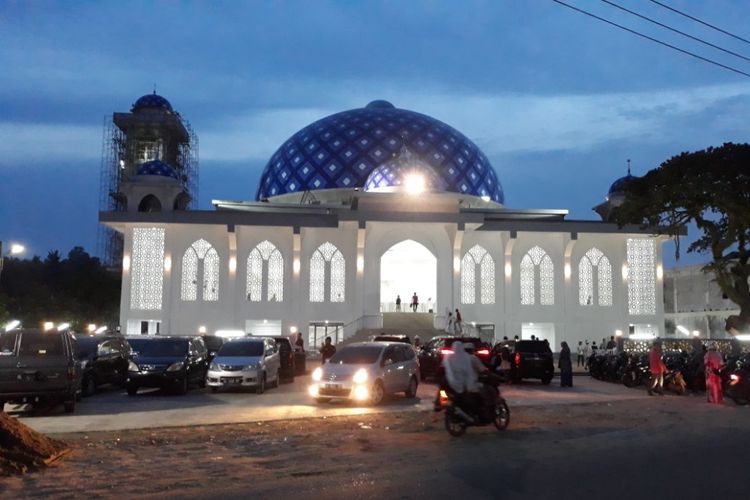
(126, 336, 209, 395)
(207, 337, 280, 393)
(309, 342, 419, 405)
(269, 336, 295, 383)
(509, 340, 554, 384)
(0, 329, 81, 413)
(75, 334, 130, 396)
(417, 336, 491, 380)
(200, 335, 225, 362)
(371, 334, 412, 344)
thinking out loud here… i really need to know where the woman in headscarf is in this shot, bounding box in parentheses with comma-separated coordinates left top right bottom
(704, 341, 724, 404)
(559, 341, 573, 387)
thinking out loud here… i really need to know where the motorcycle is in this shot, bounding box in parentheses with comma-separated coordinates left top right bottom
(621, 353, 650, 388)
(443, 373, 510, 437)
(723, 355, 750, 406)
(663, 368, 687, 395)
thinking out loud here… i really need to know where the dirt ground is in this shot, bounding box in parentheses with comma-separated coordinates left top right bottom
(1, 396, 748, 499)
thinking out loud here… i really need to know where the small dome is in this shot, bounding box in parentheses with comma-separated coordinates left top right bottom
(365, 100, 395, 109)
(136, 160, 179, 179)
(608, 174, 637, 195)
(132, 92, 173, 113)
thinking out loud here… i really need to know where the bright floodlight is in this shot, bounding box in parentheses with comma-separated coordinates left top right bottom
(57, 322, 71, 331)
(95, 326, 107, 334)
(403, 173, 425, 195)
(4, 319, 20, 331)
(9, 244, 25, 255)
(43, 321, 54, 331)
(481, 195, 491, 202)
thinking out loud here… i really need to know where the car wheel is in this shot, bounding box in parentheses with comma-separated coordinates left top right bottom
(63, 398, 76, 413)
(126, 385, 139, 396)
(370, 381, 385, 406)
(494, 399, 511, 431)
(176, 376, 189, 395)
(82, 377, 97, 397)
(255, 374, 266, 394)
(405, 376, 418, 398)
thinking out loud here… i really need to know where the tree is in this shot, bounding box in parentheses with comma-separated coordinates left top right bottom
(615, 143, 750, 335)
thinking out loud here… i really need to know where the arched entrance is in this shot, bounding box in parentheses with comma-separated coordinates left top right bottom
(380, 240, 437, 312)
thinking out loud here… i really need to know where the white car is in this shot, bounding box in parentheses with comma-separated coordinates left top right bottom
(309, 342, 419, 405)
(206, 337, 280, 393)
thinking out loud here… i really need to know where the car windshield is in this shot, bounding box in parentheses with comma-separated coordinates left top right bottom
(445, 338, 483, 349)
(19, 333, 64, 357)
(128, 338, 187, 357)
(218, 341, 263, 357)
(202, 336, 224, 351)
(373, 336, 410, 344)
(76, 337, 100, 357)
(329, 346, 382, 365)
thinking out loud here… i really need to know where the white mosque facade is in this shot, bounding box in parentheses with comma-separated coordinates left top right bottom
(101, 97, 666, 349)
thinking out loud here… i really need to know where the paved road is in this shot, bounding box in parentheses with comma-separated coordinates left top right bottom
(11, 375, 646, 434)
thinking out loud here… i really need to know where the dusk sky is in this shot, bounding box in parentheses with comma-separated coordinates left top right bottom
(2, 1, 749, 267)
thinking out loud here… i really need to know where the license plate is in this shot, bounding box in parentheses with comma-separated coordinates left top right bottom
(325, 383, 342, 389)
(221, 377, 242, 384)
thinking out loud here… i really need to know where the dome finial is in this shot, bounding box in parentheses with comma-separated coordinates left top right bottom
(153, 83, 157, 95)
(626, 158, 631, 176)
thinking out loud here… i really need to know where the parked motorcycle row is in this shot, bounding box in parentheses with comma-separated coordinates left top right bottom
(587, 350, 750, 405)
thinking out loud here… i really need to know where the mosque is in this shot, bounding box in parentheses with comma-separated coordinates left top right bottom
(100, 95, 666, 349)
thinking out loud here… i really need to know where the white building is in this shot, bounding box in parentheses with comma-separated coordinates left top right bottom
(101, 97, 667, 349)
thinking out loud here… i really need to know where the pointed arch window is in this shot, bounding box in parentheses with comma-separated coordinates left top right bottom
(578, 247, 613, 306)
(181, 239, 220, 302)
(461, 244, 495, 304)
(310, 242, 345, 303)
(247, 240, 284, 302)
(520, 246, 554, 305)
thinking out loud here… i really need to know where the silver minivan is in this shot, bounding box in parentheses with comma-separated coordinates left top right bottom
(206, 337, 280, 393)
(309, 342, 419, 405)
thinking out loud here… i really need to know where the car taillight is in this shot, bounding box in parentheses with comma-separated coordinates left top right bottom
(514, 352, 521, 365)
(476, 349, 490, 356)
(440, 348, 453, 356)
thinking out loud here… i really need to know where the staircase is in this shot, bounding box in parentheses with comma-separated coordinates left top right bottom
(342, 312, 445, 345)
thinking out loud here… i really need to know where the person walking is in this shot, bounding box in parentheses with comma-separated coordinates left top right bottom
(444, 312, 454, 335)
(395, 294, 401, 311)
(454, 309, 463, 334)
(559, 341, 573, 387)
(704, 341, 724, 404)
(576, 341, 584, 367)
(295, 332, 304, 351)
(411, 292, 419, 312)
(648, 340, 667, 396)
(320, 336, 336, 365)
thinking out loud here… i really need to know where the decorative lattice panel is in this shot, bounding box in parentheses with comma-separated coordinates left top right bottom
(627, 239, 656, 315)
(246, 241, 284, 302)
(181, 239, 220, 302)
(130, 228, 165, 310)
(461, 245, 495, 305)
(520, 246, 554, 305)
(309, 251, 325, 302)
(579, 247, 612, 306)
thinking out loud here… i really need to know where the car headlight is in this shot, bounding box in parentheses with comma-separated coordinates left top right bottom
(166, 361, 184, 372)
(245, 364, 258, 370)
(353, 368, 368, 384)
(128, 360, 139, 372)
(312, 367, 323, 381)
(209, 362, 218, 371)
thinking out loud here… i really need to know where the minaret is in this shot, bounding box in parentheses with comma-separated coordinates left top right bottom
(98, 92, 198, 266)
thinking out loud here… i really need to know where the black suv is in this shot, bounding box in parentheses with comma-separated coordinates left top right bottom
(418, 336, 491, 380)
(126, 336, 209, 395)
(269, 336, 295, 383)
(0, 329, 81, 413)
(509, 340, 554, 384)
(75, 335, 131, 396)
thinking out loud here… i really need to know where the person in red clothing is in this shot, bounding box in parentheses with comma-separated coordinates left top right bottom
(648, 340, 667, 396)
(704, 341, 724, 404)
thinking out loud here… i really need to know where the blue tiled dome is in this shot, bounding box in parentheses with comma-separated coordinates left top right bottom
(132, 92, 173, 113)
(364, 147, 447, 192)
(256, 101, 505, 203)
(608, 174, 637, 195)
(136, 160, 179, 179)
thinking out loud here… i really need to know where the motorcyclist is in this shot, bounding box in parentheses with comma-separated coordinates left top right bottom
(444, 341, 487, 417)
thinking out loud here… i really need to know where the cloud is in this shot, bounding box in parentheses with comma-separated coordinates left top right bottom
(0, 123, 101, 165)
